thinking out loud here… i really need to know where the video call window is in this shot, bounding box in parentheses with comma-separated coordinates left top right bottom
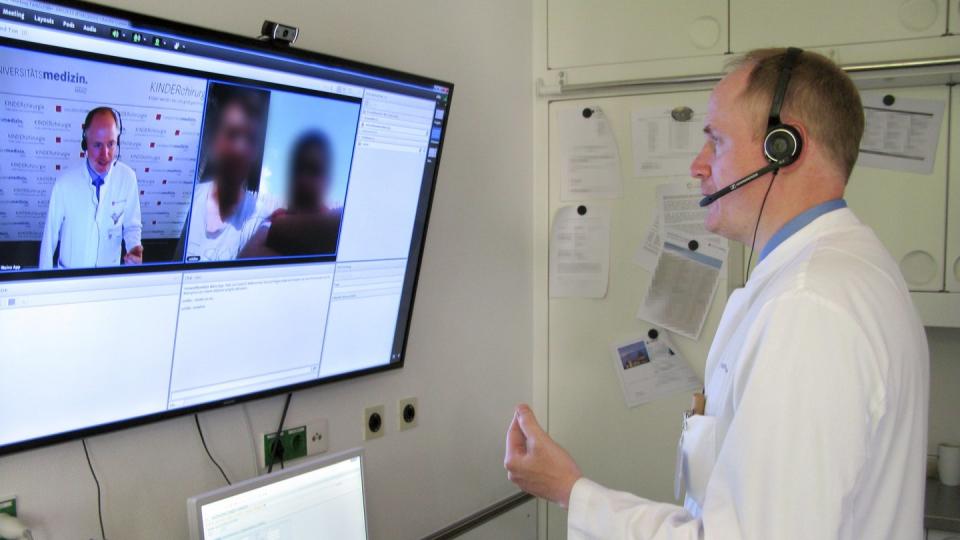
(0, 43, 361, 275)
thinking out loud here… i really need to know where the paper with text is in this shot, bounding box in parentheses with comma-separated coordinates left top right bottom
(637, 242, 723, 339)
(631, 105, 706, 178)
(858, 95, 945, 175)
(550, 205, 611, 298)
(633, 180, 725, 273)
(557, 107, 623, 200)
(612, 334, 701, 408)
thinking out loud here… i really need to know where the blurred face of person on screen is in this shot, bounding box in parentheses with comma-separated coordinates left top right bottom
(86, 111, 120, 176)
(290, 134, 332, 213)
(689, 68, 769, 244)
(212, 100, 261, 191)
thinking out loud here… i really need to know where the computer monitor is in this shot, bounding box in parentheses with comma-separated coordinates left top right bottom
(0, 0, 452, 454)
(187, 449, 368, 540)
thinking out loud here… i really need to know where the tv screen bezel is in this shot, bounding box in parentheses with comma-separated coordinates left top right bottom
(0, 0, 453, 456)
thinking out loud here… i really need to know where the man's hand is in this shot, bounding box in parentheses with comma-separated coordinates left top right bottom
(124, 245, 143, 265)
(504, 404, 582, 508)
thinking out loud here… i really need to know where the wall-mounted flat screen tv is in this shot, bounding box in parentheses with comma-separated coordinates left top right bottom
(0, 0, 452, 454)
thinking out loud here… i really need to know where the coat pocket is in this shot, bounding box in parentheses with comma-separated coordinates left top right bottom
(680, 414, 717, 507)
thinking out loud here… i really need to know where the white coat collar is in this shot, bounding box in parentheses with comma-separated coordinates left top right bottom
(746, 207, 861, 288)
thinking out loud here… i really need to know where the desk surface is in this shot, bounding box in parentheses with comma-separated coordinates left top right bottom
(927, 479, 960, 532)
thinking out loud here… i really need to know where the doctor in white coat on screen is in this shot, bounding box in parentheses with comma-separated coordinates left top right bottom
(39, 107, 143, 269)
(504, 48, 929, 540)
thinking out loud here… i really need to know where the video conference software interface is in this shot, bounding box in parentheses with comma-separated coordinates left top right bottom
(0, 1, 451, 449)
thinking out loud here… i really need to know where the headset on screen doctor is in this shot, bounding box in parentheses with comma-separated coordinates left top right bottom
(80, 106, 124, 162)
(698, 47, 804, 208)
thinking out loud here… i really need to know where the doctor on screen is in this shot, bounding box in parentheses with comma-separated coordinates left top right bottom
(504, 48, 929, 540)
(39, 107, 143, 269)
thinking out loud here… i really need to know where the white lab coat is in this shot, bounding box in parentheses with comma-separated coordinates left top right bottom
(39, 161, 142, 269)
(568, 208, 929, 540)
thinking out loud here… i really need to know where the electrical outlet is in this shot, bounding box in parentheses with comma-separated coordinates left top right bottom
(260, 426, 308, 469)
(398, 397, 418, 431)
(257, 419, 329, 469)
(364, 405, 385, 440)
(0, 496, 16, 517)
(306, 418, 329, 456)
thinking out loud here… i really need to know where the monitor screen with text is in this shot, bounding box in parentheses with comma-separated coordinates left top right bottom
(0, 0, 452, 453)
(189, 450, 367, 540)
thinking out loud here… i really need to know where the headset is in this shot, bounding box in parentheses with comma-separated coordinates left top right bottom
(80, 106, 123, 158)
(698, 47, 804, 208)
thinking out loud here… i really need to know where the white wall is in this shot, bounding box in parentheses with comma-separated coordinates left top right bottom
(0, 1, 533, 539)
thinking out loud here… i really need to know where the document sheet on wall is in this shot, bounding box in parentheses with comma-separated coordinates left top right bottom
(611, 334, 701, 408)
(631, 105, 705, 178)
(557, 106, 623, 200)
(633, 181, 725, 273)
(637, 182, 726, 339)
(550, 205, 611, 298)
(858, 94, 945, 174)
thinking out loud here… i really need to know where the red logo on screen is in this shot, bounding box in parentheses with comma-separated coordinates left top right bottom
(140, 190, 144, 195)
(175, 130, 181, 136)
(150, 142, 156, 148)
(156, 201, 161, 206)
(79, 152, 85, 158)
(55, 136, 61, 143)
(144, 167, 150, 173)
(162, 179, 167, 185)
(155, 114, 162, 120)
(152, 220, 157, 225)
(55, 164, 61, 170)
(167, 156, 173, 161)
(55, 105, 62, 112)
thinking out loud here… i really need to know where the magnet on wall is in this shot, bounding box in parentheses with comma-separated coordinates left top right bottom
(577, 205, 587, 215)
(582, 107, 593, 119)
(647, 328, 659, 340)
(688, 239, 699, 251)
(883, 94, 896, 106)
(671, 106, 694, 122)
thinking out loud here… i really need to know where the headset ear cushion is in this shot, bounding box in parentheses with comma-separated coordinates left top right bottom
(763, 124, 802, 165)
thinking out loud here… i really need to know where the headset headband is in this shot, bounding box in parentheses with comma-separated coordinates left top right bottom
(768, 47, 802, 128)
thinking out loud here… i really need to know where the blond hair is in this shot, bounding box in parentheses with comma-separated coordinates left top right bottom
(728, 48, 864, 181)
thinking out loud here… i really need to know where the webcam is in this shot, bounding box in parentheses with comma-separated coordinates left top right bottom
(260, 21, 298, 46)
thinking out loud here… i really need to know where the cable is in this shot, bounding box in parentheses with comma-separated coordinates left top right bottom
(195, 414, 231, 486)
(241, 403, 261, 475)
(81, 439, 106, 540)
(267, 392, 293, 474)
(745, 169, 779, 283)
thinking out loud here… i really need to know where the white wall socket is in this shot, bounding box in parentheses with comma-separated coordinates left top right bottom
(398, 397, 418, 431)
(364, 405, 385, 440)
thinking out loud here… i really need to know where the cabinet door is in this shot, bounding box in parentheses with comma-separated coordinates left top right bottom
(547, 0, 727, 69)
(951, 0, 960, 33)
(948, 86, 960, 292)
(845, 86, 949, 292)
(731, 0, 947, 51)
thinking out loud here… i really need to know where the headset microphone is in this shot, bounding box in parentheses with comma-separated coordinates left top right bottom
(698, 47, 804, 209)
(699, 163, 779, 207)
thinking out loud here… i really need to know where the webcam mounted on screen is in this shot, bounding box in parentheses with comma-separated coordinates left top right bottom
(260, 20, 299, 46)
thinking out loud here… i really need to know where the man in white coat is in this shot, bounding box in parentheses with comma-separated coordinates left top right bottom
(39, 107, 143, 269)
(504, 48, 929, 539)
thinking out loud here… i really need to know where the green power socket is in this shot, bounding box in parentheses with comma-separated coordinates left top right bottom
(0, 497, 16, 518)
(263, 426, 307, 468)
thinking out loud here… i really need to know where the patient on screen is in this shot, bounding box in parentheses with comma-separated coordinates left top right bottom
(185, 84, 278, 262)
(239, 132, 343, 258)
